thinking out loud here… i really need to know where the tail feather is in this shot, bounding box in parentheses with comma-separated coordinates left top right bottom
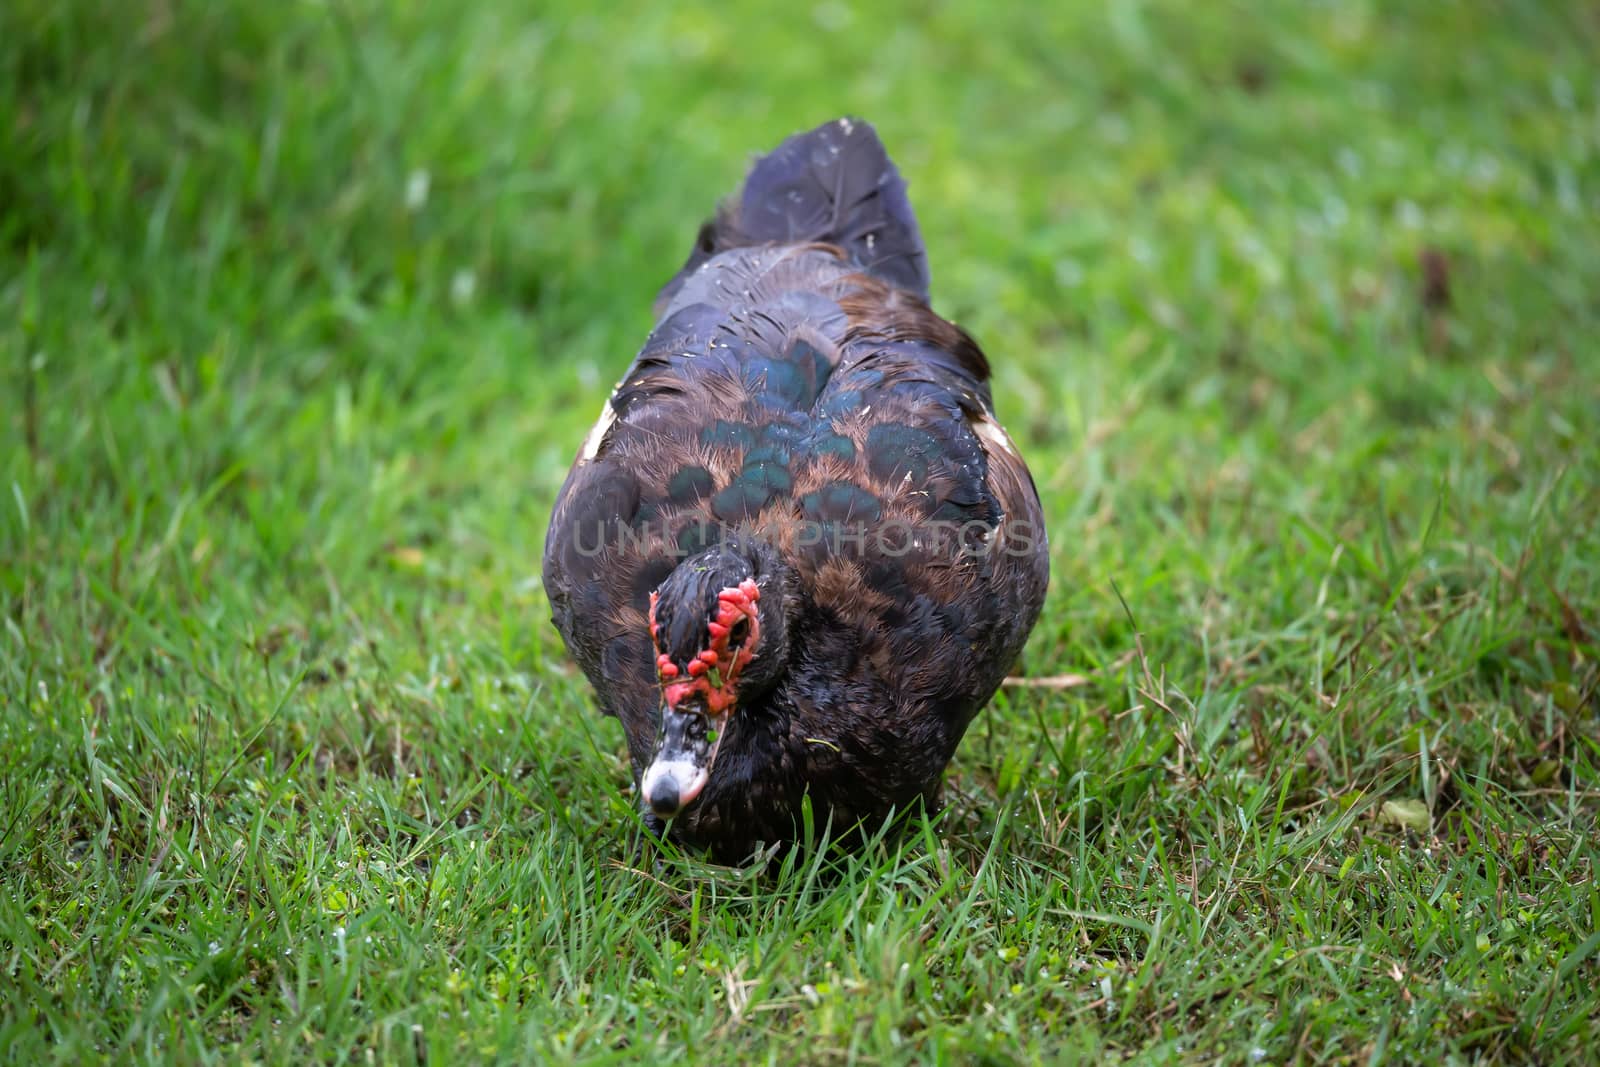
(656, 118, 930, 314)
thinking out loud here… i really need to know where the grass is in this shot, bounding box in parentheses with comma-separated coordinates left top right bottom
(2, 0, 1598, 1061)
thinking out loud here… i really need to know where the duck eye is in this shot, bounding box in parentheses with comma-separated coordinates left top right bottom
(728, 618, 750, 646)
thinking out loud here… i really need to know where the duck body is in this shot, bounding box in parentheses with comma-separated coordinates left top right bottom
(543, 118, 1049, 862)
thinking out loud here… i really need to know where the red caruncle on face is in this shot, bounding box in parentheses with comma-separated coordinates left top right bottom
(648, 579, 760, 716)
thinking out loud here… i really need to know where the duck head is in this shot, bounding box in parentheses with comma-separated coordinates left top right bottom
(642, 536, 792, 818)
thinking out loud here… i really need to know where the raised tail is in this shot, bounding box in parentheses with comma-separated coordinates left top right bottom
(656, 117, 930, 313)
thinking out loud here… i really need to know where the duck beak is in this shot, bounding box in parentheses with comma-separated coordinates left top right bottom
(640, 704, 728, 818)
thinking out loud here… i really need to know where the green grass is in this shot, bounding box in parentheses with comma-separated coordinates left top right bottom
(3, 0, 1599, 1062)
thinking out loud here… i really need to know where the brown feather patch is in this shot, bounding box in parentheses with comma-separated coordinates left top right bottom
(837, 275, 991, 382)
(807, 558, 896, 616)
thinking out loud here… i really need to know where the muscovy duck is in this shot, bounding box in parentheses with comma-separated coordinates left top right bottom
(543, 118, 1049, 862)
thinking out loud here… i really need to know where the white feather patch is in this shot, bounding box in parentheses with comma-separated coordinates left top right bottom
(972, 411, 1020, 458)
(578, 402, 617, 463)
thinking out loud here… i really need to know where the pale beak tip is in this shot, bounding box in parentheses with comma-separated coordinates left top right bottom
(641, 761, 709, 818)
